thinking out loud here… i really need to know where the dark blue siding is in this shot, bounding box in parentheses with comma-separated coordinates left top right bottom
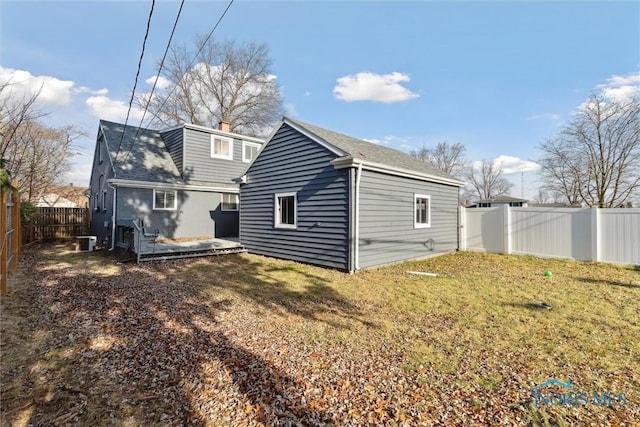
(240, 124, 350, 270)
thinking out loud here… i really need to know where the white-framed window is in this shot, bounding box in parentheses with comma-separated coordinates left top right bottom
(242, 141, 261, 163)
(274, 192, 297, 229)
(153, 189, 177, 210)
(414, 194, 431, 228)
(211, 135, 233, 160)
(221, 193, 239, 211)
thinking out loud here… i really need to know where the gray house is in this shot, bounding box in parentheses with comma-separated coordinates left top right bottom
(89, 120, 264, 250)
(239, 117, 465, 272)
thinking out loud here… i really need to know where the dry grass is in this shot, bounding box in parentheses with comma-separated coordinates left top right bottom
(1, 243, 638, 426)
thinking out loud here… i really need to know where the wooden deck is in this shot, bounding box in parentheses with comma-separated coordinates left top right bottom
(136, 237, 246, 262)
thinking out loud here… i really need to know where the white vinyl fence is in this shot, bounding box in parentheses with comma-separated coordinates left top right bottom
(459, 206, 640, 265)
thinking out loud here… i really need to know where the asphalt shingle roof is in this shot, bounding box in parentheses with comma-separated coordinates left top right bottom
(100, 120, 183, 184)
(285, 117, 462, 184)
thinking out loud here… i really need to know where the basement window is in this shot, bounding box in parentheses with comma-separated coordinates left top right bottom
(274, 192, 296, 229)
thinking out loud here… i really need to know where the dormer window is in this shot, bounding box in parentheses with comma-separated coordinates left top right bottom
(211, 135, 233, 160)
(242, 141, 261, 163)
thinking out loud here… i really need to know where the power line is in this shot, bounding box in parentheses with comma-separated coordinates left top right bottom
(117, 0, 235, 167)
(113, 0, 156, 164)
(144, 0, 235, 128)
(120, 0, 185, 166)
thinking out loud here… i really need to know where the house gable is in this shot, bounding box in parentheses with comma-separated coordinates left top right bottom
(240, 122, 350, 270)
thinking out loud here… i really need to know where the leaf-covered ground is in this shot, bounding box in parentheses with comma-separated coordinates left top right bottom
(1, 243, 638, 426)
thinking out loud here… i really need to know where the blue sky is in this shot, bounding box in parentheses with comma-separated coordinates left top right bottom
(2, 0, 639, 198)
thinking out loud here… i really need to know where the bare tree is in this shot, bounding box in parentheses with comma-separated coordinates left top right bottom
(464, 159, 513, 200)
(539, 93, 640, 208)
(139, 38, 284, 136)
(411, 141, 466, 176)
(1, 81, 81, 202)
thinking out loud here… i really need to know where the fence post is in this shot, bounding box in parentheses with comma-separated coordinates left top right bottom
(591, 207, 601, 262)
(1, 189, 7, 295)
(458, 206, 466, 251)
(10, 190, 20, 271)
(503, 204, 512, 255)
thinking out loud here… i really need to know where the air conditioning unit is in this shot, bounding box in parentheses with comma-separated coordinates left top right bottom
(76, 236, 97, 252)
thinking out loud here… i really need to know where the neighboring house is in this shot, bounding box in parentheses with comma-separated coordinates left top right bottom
(467, 195, 529, 208)
(239, 117, 465, 272)
(33, 184, 89, 208)
(89, 120, 264, 248)
(35, 194, 79, 208)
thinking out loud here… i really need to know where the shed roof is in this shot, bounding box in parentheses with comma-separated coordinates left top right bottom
(283, 117, 464, 186)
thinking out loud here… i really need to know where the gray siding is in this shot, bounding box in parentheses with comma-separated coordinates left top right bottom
(183, 127, 258, 183)
(159, 127, 183, 173)
(116, 188, 238, 239)
(89, 132, 115, 243)
(358, 170, 459, 268)
(240, 124, 350, 270)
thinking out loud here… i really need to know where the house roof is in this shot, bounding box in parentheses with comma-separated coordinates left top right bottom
(474, 195, 529, 204)
(283, 117, 464, 186)
(100, 120, 184, 184)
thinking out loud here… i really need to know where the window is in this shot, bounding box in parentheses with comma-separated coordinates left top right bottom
(242, 141, 261, 163)
(102, 190, 107, 212)
(98, 138, 103, 164)
(274, 192, 297, 229)
(153, 189, 177, 210)
(95, 175, 103, 211)
(414, 194, 431, 228)
(211, 135, 233, 160)
(221, 193, 239, 211)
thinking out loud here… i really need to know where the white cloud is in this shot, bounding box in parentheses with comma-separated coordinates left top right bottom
(0, 66, 75, 107)
(363, 138, 381, 144)
(333, 71, 419, 103)
(493, 155, 541, 174)
(596, 72, 639, 102)
(86, 95, 145, 122)
(525, 113, 560, 121)
(145, 75, 171, 89)
(304, 91, 311, 97)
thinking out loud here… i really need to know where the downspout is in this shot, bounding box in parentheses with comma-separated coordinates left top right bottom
(354, 162, 362, 271)
(107, 181, 117, 251)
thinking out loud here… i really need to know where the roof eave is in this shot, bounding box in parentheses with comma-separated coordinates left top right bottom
(283, 117, 348, 157)
(330, 157, 465, 187)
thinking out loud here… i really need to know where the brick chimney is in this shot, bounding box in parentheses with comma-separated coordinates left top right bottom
(218, 120, 230, 132)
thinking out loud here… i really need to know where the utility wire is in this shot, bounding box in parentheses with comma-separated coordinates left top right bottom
(114, 0, 156, 164)
(120, 0, 185, 165)
(144, 0, 235, 128)
(118, 0, 234, 167)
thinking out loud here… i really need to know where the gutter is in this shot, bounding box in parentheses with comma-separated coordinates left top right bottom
(331, 157, 465, 187)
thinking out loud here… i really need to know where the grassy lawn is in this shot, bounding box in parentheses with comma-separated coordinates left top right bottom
(1, 243, 638, 426)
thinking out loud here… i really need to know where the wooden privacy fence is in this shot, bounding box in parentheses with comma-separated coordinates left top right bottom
(1, 187, 21, 295)
(23, 207, 89, 242)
